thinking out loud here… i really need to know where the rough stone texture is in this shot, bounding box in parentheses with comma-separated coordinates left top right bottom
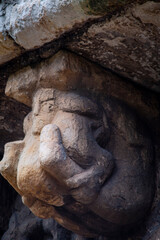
(66, 1, 160, 92)
(80, 0, 159, 15)
(0, 1, 159, 239)
(2, 0, 154, 51)
(3, 0, 99, 50)
(1, 51, 159, 239)
(0, 4, 22, 65)
(133, 1, 160, 27)
(0, 33, 22, 65)
(5, 51, 160, 124)
(0, 1, 159, 93)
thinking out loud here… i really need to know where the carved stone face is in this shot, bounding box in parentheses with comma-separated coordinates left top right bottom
(0, 88, 154, 237)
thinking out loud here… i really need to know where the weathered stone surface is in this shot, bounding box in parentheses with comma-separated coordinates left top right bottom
(132, 1, 160, 27)
(0, 1, 159, 93)
(0, 33, 22, 65)
(0, 1, 159, 239)
(5, 66, 38, 106)
(1, 51, 159, 238)
(3, 0, 153, 51)
(0, 4, 22, 65)
(3, 0, 99, 50)
(66, 1, 160, 92)
(80, 0, 159, 15)
(5, 51, 159, 127)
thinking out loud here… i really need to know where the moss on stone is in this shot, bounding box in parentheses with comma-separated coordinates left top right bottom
(81, 0, 159, 15)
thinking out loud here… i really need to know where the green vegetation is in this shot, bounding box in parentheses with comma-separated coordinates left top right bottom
(81, 0, 158, 15)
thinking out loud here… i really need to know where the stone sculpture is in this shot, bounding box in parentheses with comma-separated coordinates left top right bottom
(0, 51, 157, 238)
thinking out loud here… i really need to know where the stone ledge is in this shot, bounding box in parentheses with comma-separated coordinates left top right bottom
(3, 0, 100, 50)
(0, 1, 159, 93)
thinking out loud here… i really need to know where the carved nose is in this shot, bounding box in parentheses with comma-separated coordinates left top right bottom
(33, 102, 39, 116)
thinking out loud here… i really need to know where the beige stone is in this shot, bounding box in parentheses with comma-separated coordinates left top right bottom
(0, 33, 21, 65)
(5, 51, 159, 121)
(0, 50, 155, 237)
(5, 66, 38, 106)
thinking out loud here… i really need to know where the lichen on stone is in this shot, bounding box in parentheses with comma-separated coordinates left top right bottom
(81, 0, 159, 15)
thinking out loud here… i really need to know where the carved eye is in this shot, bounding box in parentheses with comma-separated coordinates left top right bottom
(48, 104, 54, 112)
(40, 101, 54, 113)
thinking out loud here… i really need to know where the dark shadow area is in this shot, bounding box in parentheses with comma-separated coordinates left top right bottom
(27, 227, 52, 240)
(0, 174, 17, 239)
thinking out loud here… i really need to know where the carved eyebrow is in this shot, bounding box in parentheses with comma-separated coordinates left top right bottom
(40, 98, 55, 103)
(56, 93, 100, 118)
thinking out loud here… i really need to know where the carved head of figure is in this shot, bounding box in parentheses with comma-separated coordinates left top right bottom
(0, 51, 156, 238)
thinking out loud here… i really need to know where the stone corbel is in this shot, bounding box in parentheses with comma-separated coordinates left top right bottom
(0, 50, 157, 237)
